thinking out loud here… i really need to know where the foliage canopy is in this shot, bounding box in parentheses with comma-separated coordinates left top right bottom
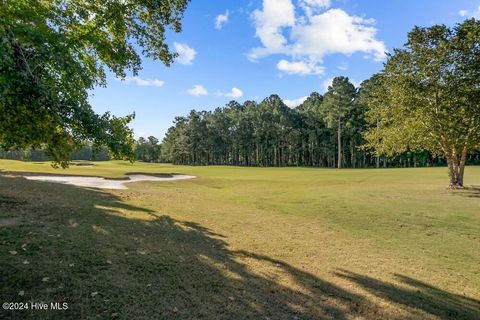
(0, 0, 189, 166)
(364, 19, 480, 187)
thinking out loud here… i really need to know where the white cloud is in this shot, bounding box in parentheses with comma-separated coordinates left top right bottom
(291, 9, 386, 61)
(187, 85, 208, 96)
(250, 0, 386, 75)
(215, 10, 230, 29)
(174, 42, 197, 65)
(277, 59, 324, 75)
(219, 87, 244, 99)
(123, 76, 164, 87)
(284, 96, 308, 108)
(458, 6, 480, 18)
(249, 0, 296, 61)
(299, 0, 331, 16)
(302, 0, 331, 8)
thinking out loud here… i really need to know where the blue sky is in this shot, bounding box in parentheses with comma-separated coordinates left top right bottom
(88, 0, 480, 139)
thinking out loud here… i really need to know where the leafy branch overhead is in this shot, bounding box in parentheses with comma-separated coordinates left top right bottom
(0, 0, 190, 167)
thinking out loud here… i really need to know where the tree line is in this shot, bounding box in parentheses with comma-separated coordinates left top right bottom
(0, 136, 163, 163)
(159, 89, 480, 168)
(0, 144, 110, 162)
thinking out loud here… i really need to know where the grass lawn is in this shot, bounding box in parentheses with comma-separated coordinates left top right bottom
(0, 160, 479, 319)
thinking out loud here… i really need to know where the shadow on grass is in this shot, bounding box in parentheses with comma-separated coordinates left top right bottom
(454, 186, 480, 198)
(0, 175, 478, 319)
(335, 270, 480, 320)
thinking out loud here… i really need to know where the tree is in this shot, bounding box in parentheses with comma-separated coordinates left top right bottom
(358, 74, 386, 168)
(147, 136, 161, 162)
(134, 136, 161, 162)
(135, 137, 149, 162)
(321, 77, 357, 168)
(297, 93, 323, 166)
(206, 107, 232, 165)
(0, 0, 190, 167)
(364, 19, 480, 187)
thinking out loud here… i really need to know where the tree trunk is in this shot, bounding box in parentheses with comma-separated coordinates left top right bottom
(351, 144, 355, 168)
(337, 121, 342, 169)
(458, 146, 468, 187)
(447, 146, 467, 188)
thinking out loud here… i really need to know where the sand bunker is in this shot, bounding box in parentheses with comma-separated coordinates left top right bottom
(23, 174, 195, 190)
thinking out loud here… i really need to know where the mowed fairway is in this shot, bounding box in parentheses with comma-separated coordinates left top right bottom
(0, 160, 479, 319)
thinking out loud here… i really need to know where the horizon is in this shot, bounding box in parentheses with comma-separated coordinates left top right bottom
(88, 0, 479, 140)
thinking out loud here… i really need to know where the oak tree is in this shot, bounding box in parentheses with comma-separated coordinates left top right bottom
(0, 0, 189, 166)
(364, 20, 480, 187)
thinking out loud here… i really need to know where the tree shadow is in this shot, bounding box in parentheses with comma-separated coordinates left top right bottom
(335, 270, 480, 320)
(453, 186, 480, 199)
(0, 175, 478, 319)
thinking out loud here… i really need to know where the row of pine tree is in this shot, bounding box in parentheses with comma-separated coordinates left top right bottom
(160, 77, 480, 168)
(159, 77, 480, 168)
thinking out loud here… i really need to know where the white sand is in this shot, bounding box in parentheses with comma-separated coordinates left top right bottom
(23, 174, 195, 190)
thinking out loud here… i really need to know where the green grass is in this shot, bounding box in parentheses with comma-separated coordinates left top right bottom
(0, 160, 479, 319)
